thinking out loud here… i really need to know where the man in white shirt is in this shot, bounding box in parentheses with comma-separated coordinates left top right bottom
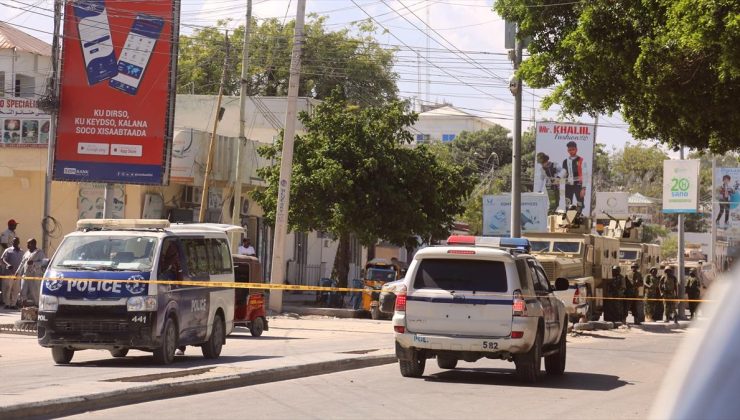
(0, 219, 18, 250)
(17, 238, 45, 307)
(238, 238, 256, 256)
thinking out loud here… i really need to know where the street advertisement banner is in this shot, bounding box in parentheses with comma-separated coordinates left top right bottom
(713, 167, 740, 239)
(483, 193, 548, 236)
(53, 0, 180, 185)
(594, 192, 630, 217)
(0, 98, 50, 147)
(534, 121, 595, 216)
(662, 160, 699, 213)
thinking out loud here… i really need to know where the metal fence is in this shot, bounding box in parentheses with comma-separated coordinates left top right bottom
(287, 261, 325, 286)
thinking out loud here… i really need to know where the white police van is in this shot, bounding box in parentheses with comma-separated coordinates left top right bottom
(38, 219, 237, 365)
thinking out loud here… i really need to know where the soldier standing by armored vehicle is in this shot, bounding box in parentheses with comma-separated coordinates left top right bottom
(660, 267, 678, 322)
(644, 267, 662, 322)
(605, 266, 625, 322)
(686, 268, 702, 319)
(628, 263, 644, 324)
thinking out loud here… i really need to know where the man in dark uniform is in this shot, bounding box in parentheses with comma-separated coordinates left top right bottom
(605, 266, 625, 322)
(644, 267, 661, 322)
(562, 141, 588, 209)
(660, 267, 678, 322)
(627, 263, 645, 324)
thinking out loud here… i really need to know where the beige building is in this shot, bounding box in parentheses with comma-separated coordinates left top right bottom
(412, 104, 499, 144)
(0, 26, 368, 285)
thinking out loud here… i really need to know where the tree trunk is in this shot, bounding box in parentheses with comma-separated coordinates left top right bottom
(333, 232, 351, 289)
(367, 242, 376, 261)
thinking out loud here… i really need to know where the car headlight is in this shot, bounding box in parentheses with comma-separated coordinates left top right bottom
(127, 296, 158, 312)
(39, 295, 58, 312)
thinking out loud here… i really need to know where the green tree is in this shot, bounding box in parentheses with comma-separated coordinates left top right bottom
(495, 0, 740, 153)
(177, 16, 398, 105)
(251, 93, 474, 285)
(661, 235, 678, 259)
(642, 223, 669, 244)
(609, 142, 669, 198)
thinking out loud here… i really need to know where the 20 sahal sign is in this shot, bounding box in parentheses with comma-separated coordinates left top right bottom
(662, 160, 699, 213)
(53, 0, 180, 184)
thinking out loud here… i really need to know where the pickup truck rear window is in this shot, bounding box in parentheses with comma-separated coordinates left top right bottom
(413, 259, 508, 292)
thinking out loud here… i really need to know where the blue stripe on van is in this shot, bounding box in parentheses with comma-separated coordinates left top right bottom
(407, 295, 513, 305)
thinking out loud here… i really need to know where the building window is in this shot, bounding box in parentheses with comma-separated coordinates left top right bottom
(415, 134, 430, 143)
(442, 134, 456, 142)
(14, 74, 35, 98)
(0, 72, 5, 96)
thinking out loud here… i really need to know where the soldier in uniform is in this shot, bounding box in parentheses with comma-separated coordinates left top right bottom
(686, 268, 702, 319)
(605, 265, 625, 322)
(644, 267, 662, 322)
(628, 263, 645, 325)
(660, 267, 678, 322)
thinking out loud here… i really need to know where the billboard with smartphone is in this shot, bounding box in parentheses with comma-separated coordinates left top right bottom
(54, 0, 180, 184)
(482, 193, 549, 236)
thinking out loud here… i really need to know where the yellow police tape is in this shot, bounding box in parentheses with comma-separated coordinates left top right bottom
(0, 274, 711, 303)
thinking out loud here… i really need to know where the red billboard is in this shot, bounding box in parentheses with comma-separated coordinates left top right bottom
(54, 0, 179, 185)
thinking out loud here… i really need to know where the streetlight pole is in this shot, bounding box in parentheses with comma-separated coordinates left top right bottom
(510, 28, 523, 238)
(268, 0, 306, 313)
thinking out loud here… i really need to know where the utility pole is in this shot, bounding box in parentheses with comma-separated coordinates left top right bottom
(677, 146, 686, 320)
(199, 31, 230, 222)
(510, 26, 523, 238)
(268, 0, 306, 313)
(231, 0, 252, 246)
(710, 156, 716, 266)
(42, 0, 63, 251)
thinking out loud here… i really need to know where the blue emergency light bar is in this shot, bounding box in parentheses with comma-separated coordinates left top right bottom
(446, 236, 531, 253)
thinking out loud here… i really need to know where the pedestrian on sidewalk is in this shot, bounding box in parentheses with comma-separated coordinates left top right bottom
(644, 267, 661, 322)
(1, 237, 24, 309)
(686, 269, 701, 319)
(659, 267, 677, 323)
(16, 238, 46, 307)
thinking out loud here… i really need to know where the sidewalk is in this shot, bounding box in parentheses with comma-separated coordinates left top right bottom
(0, 312, 396, 418)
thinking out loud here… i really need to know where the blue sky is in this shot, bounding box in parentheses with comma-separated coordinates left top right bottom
(1, 0, 652, 152)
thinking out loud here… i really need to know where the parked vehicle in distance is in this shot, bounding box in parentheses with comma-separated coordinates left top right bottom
(363, 258, 403, 319)
(38, 219, 238, 365)
(233, 254, 268, 337)
(392, 236, 569, 383)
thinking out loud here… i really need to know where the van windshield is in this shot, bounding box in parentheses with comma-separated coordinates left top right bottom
(413, 259, 508, 292)
(52, 235, 157, 272)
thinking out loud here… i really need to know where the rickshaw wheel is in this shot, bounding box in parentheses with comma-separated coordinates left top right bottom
(250, 317, 265, 337)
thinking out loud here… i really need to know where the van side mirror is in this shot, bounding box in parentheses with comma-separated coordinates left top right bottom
(555, 277, 570, 291)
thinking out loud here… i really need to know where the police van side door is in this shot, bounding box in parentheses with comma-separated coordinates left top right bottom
(177, 237, 211, 345)
(527, 259, 557, 344)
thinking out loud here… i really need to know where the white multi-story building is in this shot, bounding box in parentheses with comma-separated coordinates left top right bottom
(411, 104, 499, 144)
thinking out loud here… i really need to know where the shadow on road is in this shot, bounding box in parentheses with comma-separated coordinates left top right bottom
(68, 354, 282, 369)
(425, 368, 630, 391)
(574, 332, 627, 340)
(227, 333, 306, 341)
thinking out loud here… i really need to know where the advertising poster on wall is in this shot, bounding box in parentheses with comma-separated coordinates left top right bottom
(78, 184, 125, 219)
(713, 167, 740, 240)
(534, 121, 595, 216)
(0, 98, 51, 147)
(53, 0, 180, 185)
(482, 193, 549, 236)
(662, 159, 699, 213)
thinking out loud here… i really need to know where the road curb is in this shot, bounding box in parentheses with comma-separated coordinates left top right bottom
(0, 353, 397, 419)
(282, 305, 367, 318)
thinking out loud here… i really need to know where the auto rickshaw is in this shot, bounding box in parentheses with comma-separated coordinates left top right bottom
(233, 254, 269, 336)
(362, 258, 402, 319)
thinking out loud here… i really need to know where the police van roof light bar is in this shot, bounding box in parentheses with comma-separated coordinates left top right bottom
(77, 219, 171, 231)
(446, 235, 531, 253)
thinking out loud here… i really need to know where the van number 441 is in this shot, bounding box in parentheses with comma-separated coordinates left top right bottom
(482, 341, 498, 350)
(131, 315, 147, 323)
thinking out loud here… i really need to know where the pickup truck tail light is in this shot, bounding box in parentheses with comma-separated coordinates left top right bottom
(512, 289, 527, 316)
(394, 285, 407, 312)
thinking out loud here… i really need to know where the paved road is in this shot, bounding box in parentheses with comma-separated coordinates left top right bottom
(64, 326, 688, 419)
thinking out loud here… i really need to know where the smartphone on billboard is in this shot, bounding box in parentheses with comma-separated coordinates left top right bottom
(73, 0, 118, 85)
(109, 14, 165, 96)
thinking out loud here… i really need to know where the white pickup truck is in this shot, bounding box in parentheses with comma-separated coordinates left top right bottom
(392, 236, 569, 383)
